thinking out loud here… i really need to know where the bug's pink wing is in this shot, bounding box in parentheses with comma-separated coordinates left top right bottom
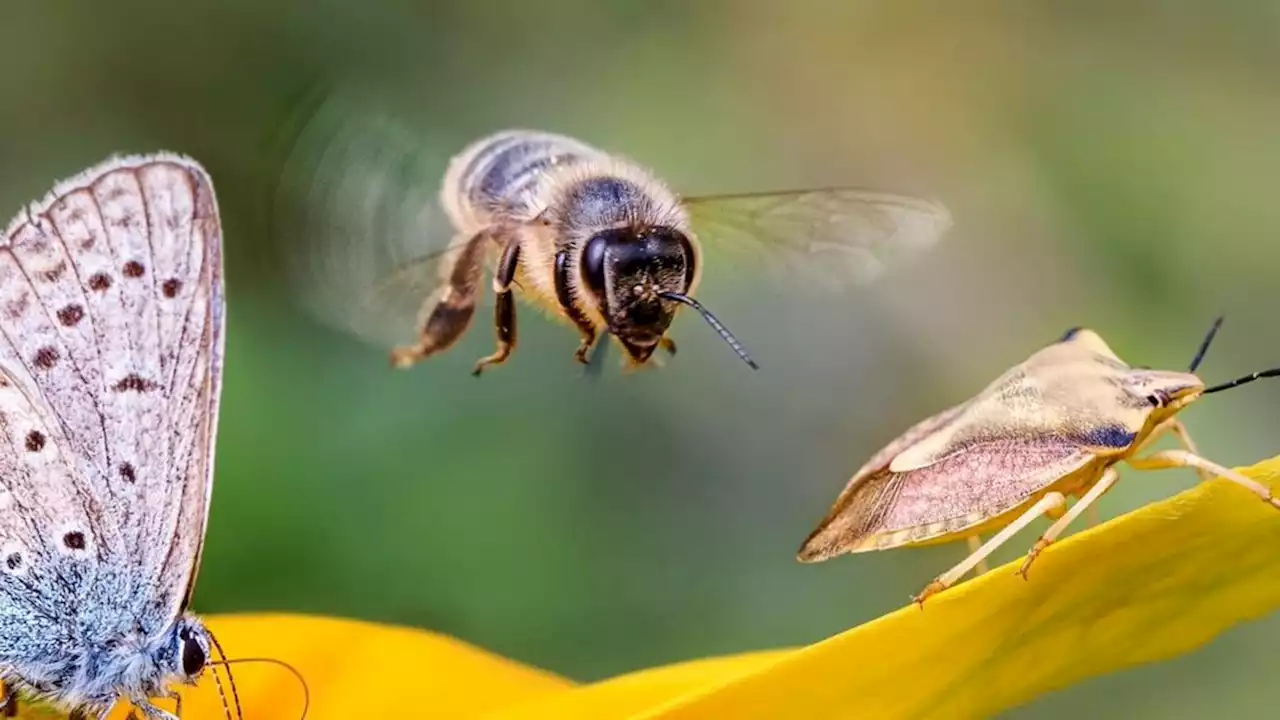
(798, 435, 1093, 561)
(796, 400, 969, 560)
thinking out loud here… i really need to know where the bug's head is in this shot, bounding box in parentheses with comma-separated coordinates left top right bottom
(1123, 369, 1206, 416)
(171, 615, 211, 683)
(1126, 316, 1280, 415)
(580, 225, 757, 368)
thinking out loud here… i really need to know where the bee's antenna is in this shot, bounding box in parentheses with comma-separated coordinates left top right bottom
(1202, 368, 1280, 395)
(658, 292, 758, 369)
(1188, 315, 1225, 373)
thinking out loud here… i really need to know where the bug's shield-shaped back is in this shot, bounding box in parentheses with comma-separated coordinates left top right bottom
(799, 329, 1153, 561)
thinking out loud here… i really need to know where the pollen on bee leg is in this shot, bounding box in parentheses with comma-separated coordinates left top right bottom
(1128, 450, 1280, 510)
(913, 492, 1068, 607)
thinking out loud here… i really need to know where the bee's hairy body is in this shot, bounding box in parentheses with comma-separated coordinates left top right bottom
(391, 130, 701, 374)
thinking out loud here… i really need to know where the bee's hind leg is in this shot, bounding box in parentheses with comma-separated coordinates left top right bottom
(660, 336, 677, 356)
(390, 231, 490, 370)
(472, 240, 522, 376)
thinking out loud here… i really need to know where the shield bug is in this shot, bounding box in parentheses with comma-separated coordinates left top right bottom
(797, 318, 1280, 606)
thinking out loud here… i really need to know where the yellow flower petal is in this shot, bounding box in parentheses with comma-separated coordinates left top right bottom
(166, 613, 572, 719)
(25, 456, 1280, 719)
(484, 649, 793, 720)
(529, 454, 1280, 720)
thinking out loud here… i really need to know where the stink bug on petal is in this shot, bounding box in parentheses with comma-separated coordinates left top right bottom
(797, 317, 1280, 606)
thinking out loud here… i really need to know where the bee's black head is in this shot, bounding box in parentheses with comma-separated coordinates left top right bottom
(580, 225, 694, 363)
(579, 225, 757, 369)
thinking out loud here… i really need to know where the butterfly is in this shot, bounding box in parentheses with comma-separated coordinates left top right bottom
(0, 153, 226, 719)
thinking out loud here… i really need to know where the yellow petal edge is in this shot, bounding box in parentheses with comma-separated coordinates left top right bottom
(494, 454, 1280, 720)
(71, 454, 1280, 720)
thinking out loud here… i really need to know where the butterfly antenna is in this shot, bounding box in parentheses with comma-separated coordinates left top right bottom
(207, 632, 244, 720)
(658, 292, 758, 370)
(1202, 368, 1280, 395)
(210, 657, 311, 720)
(1188, 315, 1225, 372)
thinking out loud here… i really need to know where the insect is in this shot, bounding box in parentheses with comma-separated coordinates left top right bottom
(796, 319, 1280, 606)
(0, 154, 227, 719)
(275, 107, 953, 376)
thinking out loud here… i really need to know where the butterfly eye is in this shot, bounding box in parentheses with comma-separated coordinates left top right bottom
(180, 629, 206, 676)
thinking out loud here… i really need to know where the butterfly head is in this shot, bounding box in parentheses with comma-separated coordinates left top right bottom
(172, 615, 211, 683)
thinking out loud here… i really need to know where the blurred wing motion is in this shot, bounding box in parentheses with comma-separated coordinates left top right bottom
(273, 88, 460, 349)
(683, 188, 952, 291)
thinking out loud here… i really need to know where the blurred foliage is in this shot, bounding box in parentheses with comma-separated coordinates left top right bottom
(2, 2, 1279, 717)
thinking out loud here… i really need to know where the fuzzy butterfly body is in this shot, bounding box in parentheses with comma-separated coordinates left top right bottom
(0, 154, 224, 718)
(799, 323, 1280, 605)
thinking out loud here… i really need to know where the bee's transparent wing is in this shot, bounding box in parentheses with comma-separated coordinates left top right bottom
(273, 88, 466, 350)
(683, 188, 952, 291)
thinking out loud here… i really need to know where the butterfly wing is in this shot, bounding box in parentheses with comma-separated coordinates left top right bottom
(0, 154, 223, 643)
(683, 188, 952, 292)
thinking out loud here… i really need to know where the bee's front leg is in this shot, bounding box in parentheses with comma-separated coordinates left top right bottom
(553, 248, 599, 365)
(391, 230, 490, 370)
(473, 239, 522, 376)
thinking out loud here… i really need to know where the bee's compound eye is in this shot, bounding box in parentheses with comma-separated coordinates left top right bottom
(581, 234, 609, 295)
(180, 628, 206, 676)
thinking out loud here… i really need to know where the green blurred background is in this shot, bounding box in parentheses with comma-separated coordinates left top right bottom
(3, 2, 1279, 717)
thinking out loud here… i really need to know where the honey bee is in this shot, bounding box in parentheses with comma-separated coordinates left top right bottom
(276, 99, 953, 375)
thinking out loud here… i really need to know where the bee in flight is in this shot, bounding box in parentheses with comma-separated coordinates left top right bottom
(276, 102, 954, 375)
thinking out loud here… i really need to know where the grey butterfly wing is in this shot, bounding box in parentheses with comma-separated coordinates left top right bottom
(684, 188, 952, 291)
(274, 88, 464, 350)
(0, 153, 224, 647)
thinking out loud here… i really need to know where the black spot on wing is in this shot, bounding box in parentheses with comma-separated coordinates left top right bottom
(1059, 326, 1083, 342)
(56, 304, 84, 326)
(62, 531, 85, 550)
(24, 430, 45, 452)
(111, 374, 158, 393)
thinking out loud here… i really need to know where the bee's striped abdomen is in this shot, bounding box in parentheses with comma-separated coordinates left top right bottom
(440, 130, 603, 232)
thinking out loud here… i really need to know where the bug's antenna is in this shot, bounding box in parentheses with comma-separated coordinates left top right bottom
(207, 631, 244, 720)
(1202, 368, 1280, 395)
(1188, 315, 1225, 372)
(658, 292, 758, 369)
(210, 657, 311, 720)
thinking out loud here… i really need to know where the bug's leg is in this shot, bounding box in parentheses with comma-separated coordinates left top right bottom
(1167, 420, 1213, 482)
(1128, 450, 1280, 509)
(554, 249, 598, 364)
(966, 535, 989, 575)
(660, 336, 677, 357)
(473, 239, 523, 376)
(1018, 467, 1120, 579)
(390, 231, 490, 369)
(913, 492, 1068, 606)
